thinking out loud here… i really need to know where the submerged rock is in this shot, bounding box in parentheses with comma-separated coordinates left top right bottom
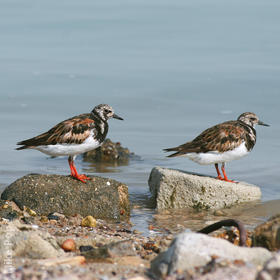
(83, 138, 133, 164)
(1, 174, 130, 222)
(148, 167, 261, 210)
(150, 231, 272, 279)
(252, 214, 280, 251)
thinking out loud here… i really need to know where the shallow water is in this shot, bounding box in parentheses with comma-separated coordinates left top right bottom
(0, 0, 280, 234)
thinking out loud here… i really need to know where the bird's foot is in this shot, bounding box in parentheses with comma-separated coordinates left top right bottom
(71, 173, 92, 183)
(216, 177, 238, 183)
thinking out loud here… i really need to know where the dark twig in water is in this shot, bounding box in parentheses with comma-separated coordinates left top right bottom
(197, 219, 247, 247)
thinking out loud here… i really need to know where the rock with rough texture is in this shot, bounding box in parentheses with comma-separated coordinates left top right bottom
(150, 231, 272, 278)
(148, 167, 261, 210)
(0, 220, 65, 259)
(1, 174, 130, 221)
(252, 214, 280, 251)
(257, 252, 280, 280)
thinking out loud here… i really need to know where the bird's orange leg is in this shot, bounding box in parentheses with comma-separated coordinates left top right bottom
(215, 163, 223, 180)
(68, 156, 91, 183)
(221, 163, 236, 183)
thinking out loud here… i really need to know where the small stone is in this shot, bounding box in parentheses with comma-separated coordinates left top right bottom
(214, 210, 225, 216)
(40, 216, 49, 223)
(48, 213, 60, 221)
(81, 216, 97, 228)
(61, 239, 76, 252)
(26, 207, 37, 216)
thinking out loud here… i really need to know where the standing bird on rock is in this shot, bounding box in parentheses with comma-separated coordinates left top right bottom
(164, 112, 269, 182)
(17, 104, 123, 183)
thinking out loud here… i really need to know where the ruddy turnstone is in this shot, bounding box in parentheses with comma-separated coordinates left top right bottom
(17, 104, 123, 183)
(164, 112, 269, 182)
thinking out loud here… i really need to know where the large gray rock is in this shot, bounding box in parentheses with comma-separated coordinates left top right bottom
(1, 174, 130, 221)
(0, 220, 64, 259)
(148, 167, 261, 210)
(150, 231, 272, 279)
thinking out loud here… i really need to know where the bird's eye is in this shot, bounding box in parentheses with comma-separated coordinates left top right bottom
(250, 117, 256, 121)
(104, 109, 110, 113)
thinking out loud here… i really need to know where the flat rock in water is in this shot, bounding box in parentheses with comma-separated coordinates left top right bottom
(150, 231, 272, 278)
(148, 167, 262, 210)
(1, 174, 130, 221)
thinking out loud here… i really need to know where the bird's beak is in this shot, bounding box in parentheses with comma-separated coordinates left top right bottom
(113, 113, 123, 120)
(258, 120, 269, 127)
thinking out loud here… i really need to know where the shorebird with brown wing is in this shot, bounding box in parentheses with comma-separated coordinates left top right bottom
(164, 112, 269, 182)
(17, 104, 123, 183)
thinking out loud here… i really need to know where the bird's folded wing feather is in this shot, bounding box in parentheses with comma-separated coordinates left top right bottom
(179, 121, 247, 153)
(17, 114, 95, 147)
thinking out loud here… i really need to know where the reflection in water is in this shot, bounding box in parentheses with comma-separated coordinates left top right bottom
(84, 161, 126, 173)
(83, 154, 141, 173)
(131, 200, 280, 236)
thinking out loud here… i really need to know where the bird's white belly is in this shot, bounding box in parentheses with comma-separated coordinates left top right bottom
(34, 137, 100, 157)
(185, 142, 249, 165)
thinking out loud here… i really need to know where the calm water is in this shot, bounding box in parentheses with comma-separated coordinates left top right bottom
(0, 0, 279, 233)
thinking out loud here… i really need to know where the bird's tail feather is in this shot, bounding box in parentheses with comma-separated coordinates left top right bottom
(163, 147, 183, 157)
(16, 145, 29, 150)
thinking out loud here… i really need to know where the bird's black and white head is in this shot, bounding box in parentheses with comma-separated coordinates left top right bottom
(91, 104, 123, 122)
(237, 112, 269, 128)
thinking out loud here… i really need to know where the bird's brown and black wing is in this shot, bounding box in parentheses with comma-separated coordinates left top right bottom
(164, 121, 249, 157)
(17, 114, 95, 149)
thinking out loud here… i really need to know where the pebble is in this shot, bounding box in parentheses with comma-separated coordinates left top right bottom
(214, 210, 226, 216)
(81, 216, 97, 228)
(26, 207, 37, 216)
(40, 216, 49, 223)
(48, 213, 60, 221)
(61, 239, 76, 252)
